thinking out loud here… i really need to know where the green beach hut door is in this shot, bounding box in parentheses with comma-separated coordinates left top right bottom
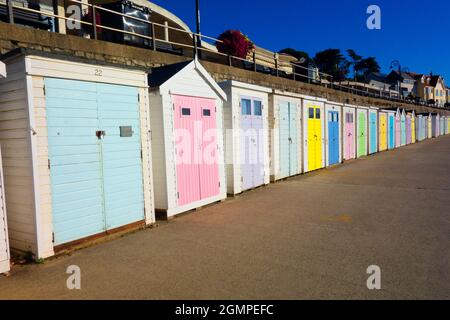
(45, 78, 145, 245)
(357, 110, 367, 157)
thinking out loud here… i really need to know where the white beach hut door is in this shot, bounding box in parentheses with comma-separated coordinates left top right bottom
(45, 78, 144, 245)
(240, 98, 264, 191)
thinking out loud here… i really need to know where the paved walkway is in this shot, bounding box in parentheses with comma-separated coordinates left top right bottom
(1, 136, 450, 299)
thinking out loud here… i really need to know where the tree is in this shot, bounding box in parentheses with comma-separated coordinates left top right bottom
(313, 49, 349, 81)
(346, 49, 362, 81)
(279, 48, 312, 80)
(355, 57, 381, 81)
(279, 48, 311, 65)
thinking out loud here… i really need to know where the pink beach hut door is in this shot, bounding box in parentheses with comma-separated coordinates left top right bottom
(395, 115, 401, 147)
(344, 111, 355, 159)
(199, 99, 220, 199)
(173, 95, 219, 206)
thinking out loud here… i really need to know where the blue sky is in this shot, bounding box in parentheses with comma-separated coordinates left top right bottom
(151, 0, 450, 81)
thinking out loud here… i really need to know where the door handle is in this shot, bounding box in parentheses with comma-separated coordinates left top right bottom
(96, 130, 106, 139)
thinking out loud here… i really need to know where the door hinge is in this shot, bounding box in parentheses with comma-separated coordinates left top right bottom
(177, 192, 180, 199)
(218, 181, 221, 187)
(173, 103, 175, 110)
(138, 94, 140, 102)
(52, 232, 55, 243)
(140, 150, 143, 159)
(43, 85, 46, 96)
(48, 159, 51, 169)
(241, 176, 243, 182)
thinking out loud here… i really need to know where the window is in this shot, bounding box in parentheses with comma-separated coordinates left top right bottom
(316, 108, 321, 119)
(241, 99, 251, 115)
(334, 113, 339, 122)
(309, 108, 314, 119)
(181, 107, 191, 116)
(203, 109, 211, 116)
(345, 113, 353, 123)
(254, 100, 262, 116)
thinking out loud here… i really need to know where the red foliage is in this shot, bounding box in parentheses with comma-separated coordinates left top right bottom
(216, 30, 255, 59)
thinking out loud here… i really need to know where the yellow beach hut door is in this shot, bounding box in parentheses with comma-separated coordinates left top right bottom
(307, 105, 322, 171)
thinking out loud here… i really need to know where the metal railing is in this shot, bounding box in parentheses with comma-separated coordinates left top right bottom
(2, 0, 446, 109)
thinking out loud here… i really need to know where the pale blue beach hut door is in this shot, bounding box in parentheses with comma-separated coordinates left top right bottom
(45, 78, 144, 245)
(279, 101, 298, 178)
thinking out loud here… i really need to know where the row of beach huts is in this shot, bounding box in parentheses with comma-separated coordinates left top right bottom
(0, 49, 449, 274)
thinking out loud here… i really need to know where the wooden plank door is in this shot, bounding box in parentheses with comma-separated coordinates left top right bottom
(198, 98, 220, 199)
(252, 100, 265, 187)
(344, 111, 355, 160)
(406, 116, 411, 144)
(395, 116, 401, 147)
(173, 95, 201, 206)
(307, 106, 316, 170)
(278, 101, 290, 179)
(401, 115, 406, 145)
(379, 114, 387, 151)
(369, 112, 377, 154)
(388, 115, 394, 149)
(308, 106, 322, 170)
(97, 83, 144, 230)
(288, 102, 298, 176)
(328, 111, 339, 165)
(357, 111, 367, 157)
(45, 78, 105, 245)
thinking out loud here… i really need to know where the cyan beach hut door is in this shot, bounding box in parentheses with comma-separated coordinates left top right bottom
(45, 78, 145, 245)
(279, 101, 298, 178)
(240, 97, 264, 190)
(388, 114, 395, 149)
(369, 111, 377, 154)
(328, 111, 339, 165)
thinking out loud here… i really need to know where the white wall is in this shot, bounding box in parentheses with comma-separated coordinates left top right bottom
(0, 57, 37, 254)
(0, 148, 10, 274)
